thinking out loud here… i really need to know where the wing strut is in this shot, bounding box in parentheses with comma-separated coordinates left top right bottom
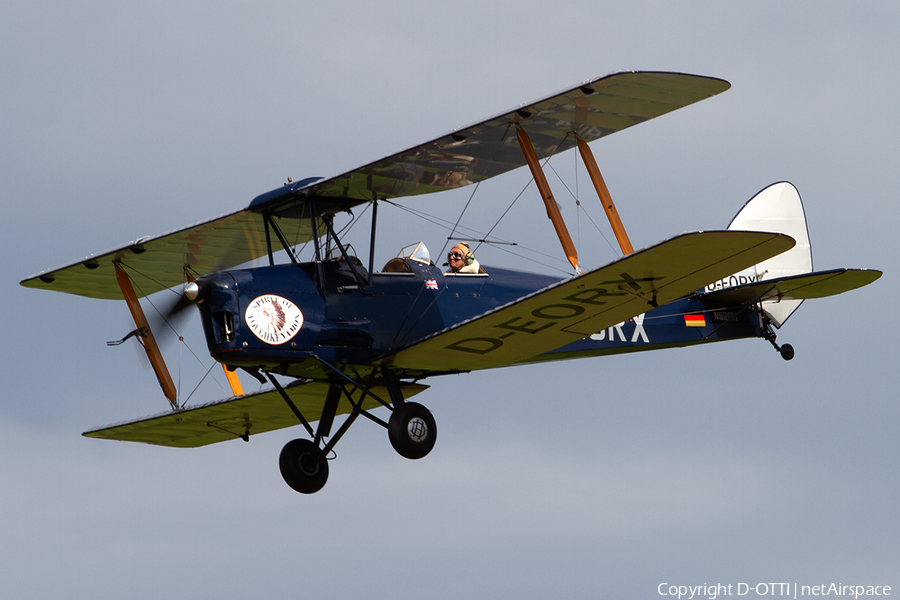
(223, 367, 244, 396)
(576, 136, 634, 255)
(516, 126, 581, 273)
(114, 263, 178, 408)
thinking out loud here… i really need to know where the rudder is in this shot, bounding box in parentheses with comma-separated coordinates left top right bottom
(723, 182, 812, 327)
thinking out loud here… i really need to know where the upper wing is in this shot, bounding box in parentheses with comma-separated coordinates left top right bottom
(20, 210, 319, 300)
(253, 71, 730, 214)
(21, 71, 729, 300)
(377, 230, 794, 372)
(701, 268, 882, 305)
(83, 379, 428, 448)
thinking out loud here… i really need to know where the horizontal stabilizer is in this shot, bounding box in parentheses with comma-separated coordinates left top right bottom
(83, 379, 427, 448)
(702, 268, 882, 305)
(377, 230, 794, 372)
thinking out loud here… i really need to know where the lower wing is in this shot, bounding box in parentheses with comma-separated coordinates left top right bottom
(377, 230, 795, 372)
(83, 379, 428, 447)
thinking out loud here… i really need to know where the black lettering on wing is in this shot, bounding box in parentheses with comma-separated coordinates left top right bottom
(445, 337, 504, 354)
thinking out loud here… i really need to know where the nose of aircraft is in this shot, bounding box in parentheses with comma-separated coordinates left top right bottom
(184, 279, 211, 304)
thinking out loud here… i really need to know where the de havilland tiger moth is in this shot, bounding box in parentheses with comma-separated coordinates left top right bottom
(20, 71, 881, 494)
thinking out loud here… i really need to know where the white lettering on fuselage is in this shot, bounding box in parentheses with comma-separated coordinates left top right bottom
(590, 313, 649, 344)
(705, 273, 760, 293)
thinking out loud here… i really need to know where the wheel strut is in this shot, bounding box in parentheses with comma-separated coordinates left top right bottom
(273, 365, 439, 493)
(763, 322, 794, 361)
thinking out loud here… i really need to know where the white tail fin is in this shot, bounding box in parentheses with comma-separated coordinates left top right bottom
(724, 182, 812, 327)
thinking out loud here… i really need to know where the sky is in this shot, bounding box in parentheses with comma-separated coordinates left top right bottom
(3, 2, 898, 598)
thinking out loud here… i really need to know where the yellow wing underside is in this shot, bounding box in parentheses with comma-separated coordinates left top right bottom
(83, 380, 428, 448)
(21, 71, 730, 300)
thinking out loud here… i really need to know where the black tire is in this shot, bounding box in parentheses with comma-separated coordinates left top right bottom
(279, 439, 329, 494)
(388, 402, 437, 459)
(780, 343, 795, 361)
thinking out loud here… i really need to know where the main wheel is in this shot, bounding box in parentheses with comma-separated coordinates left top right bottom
(388, 402, 437, 459)
(279, 439, 329, 494)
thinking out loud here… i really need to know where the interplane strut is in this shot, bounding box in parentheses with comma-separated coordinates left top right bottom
(114, 263, 178, 407)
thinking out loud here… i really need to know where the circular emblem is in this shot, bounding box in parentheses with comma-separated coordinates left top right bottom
(244, 295, 304, 345)
(407, 417, 428, 442)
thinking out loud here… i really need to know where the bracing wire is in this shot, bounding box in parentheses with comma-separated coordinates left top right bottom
(439, 123, 514, 261)
(383, 200, 514, 246)
(121, 263, 231, 406)
(384, 198, 572, 274)
(542, 143, 622, 260)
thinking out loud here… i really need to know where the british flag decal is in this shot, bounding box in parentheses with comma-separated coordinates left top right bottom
(425, 279, 438, 290)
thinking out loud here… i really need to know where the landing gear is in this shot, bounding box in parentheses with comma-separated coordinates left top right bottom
(271, 365, 438, 493)
(279, 438, 329, 494)
(389, 401, 437, 459)
(762, 319, 794, 361)
(779, 343, 795, 361)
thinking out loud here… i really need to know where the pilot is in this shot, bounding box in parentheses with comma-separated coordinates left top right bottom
(446, 242, 481, 274)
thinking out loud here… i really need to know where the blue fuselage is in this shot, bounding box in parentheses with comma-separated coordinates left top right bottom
(196, 256, 764, 380)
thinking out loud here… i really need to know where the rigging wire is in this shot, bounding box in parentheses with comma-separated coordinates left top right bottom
(383, 200, 514, 245)
(542, 143, 622, 261)
(387, 132, 577, 274)
(467, 134, 579, 274)
(122, 264, 231, 405)
(438, 178, 484, 261)
(439, 123, 513, 261)
(177, 304, 183, 405)
(384, 198, 572, 274)
(471, 177, 532, 255)
(181, 361, 224, 407)
(385, 134, 594, 340)
(474, 134, 573, 258)
(479, 241, 572, 273)
(340, 201, 370, 236)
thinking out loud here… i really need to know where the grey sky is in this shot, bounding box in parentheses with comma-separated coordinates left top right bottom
(3, 2, 897, 598)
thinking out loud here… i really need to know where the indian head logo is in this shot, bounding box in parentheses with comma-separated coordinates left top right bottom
(245, 295, 304, 345)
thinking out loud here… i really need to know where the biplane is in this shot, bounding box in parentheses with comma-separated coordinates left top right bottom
(21, 71, 881, 494)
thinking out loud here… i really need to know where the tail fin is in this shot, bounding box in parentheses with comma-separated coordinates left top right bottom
(723, 182, 812, 327)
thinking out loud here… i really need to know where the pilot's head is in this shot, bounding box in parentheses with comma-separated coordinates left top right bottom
(448, 242, 472, 272)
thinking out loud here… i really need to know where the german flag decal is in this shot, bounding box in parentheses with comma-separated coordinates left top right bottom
(684, 314, 706, 327)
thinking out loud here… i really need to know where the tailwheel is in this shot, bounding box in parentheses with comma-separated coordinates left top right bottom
(779, 343, 795, 361)
(279, 439, 329, 494)
(388, 401, 437, 459)
(762, 320, 795, 361)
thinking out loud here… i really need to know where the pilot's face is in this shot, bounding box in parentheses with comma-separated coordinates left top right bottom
(448, 247, 466, 270)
